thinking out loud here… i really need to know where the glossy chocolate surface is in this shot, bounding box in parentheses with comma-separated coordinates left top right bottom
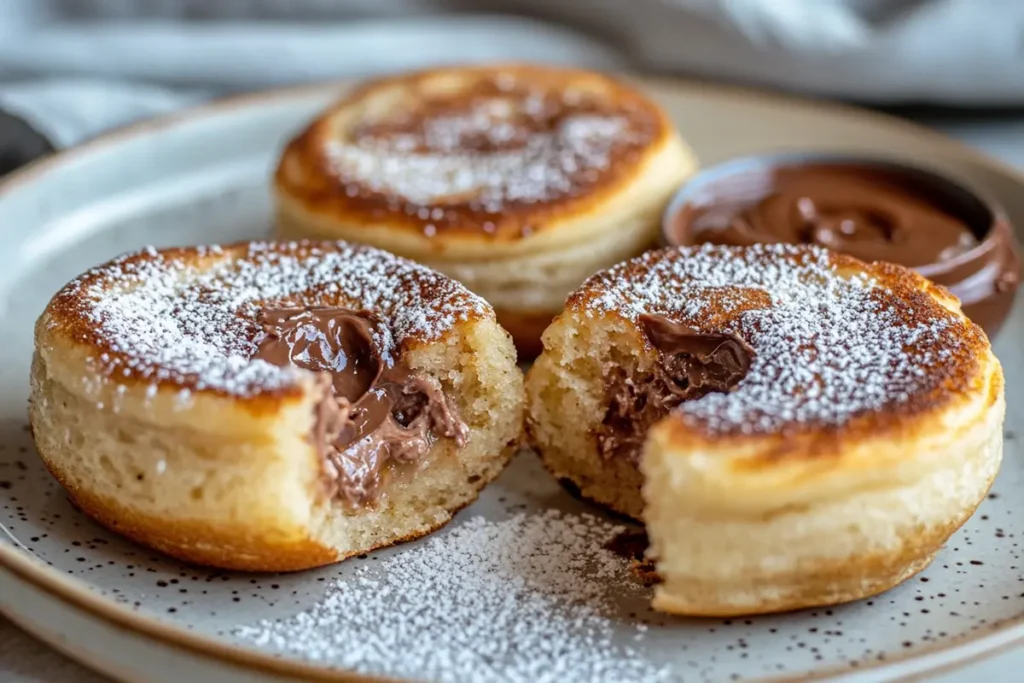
(663, 156, 1020, 336)
(255, 306, 466, 507)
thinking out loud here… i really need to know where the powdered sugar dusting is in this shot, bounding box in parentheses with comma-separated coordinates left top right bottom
(326, 86, 655, 213)
(582, 243, 976, 435)
(49, 241, 488, 397)
(234, 510, 668, 682)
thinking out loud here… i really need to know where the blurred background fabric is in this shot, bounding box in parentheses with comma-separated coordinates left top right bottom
(0, 0, 1022, 149)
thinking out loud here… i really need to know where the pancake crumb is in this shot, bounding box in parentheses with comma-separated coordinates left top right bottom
(580, 243, 979, 436)
(47, 241, 488, 397)
(234, 511, 668, 682)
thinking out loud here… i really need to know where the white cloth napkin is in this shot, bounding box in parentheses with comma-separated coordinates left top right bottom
(0, 14, 622, 147)
(1, 0, 1023, 147)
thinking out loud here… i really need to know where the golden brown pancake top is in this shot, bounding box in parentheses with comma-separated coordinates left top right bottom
(40, 240, 490, 406)
(570, 244, 992, 455)
(275, 65, 673, 241)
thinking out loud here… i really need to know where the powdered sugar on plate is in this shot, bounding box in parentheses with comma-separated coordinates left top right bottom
(580, 243, 979, 435)
(47, 241, 489, 397)
(234, 510, 668, 683)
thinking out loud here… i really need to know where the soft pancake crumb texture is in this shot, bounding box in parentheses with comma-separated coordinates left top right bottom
(42, 240, 490, 399)
(573, 243, 987, 438)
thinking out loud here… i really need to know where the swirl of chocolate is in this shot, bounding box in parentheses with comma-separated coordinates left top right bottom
(664, 158, 1020, 336)
(638, 314, 753, 402)
(682, 167, 978, 267)
(255, 307, 380, 403)
(255, 306, 467, 507)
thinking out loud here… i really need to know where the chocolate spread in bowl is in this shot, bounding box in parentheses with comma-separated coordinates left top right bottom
(595, 314, 754, 464)
(672, 165, 980, 267)
(663, 158, 1020, 337)
(255, 306, 467, 507)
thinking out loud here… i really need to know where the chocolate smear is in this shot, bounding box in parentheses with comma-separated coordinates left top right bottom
(595, 314, 753, 464)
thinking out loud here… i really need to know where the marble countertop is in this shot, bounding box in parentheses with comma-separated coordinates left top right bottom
(1, 112, 1022, 683)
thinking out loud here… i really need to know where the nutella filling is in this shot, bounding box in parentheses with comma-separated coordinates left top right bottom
(596, 314, 753, 463)
(254, 306, 467, 508)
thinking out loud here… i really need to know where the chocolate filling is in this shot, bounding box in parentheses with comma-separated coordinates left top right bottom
(254, 306, 467, 508)
(595, 314, 754, 463)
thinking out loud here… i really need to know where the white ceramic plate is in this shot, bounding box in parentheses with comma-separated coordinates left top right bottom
(0, 79, 1021, 683)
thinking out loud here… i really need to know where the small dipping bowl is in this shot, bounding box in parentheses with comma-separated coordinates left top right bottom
(661, 153, 1021, 338)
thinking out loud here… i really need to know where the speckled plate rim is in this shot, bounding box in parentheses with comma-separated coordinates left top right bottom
(0, 74, 1022, 683)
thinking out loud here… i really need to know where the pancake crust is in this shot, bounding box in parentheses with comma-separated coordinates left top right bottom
(526, 244, 1004, 614)
(32, 240, 524, 571)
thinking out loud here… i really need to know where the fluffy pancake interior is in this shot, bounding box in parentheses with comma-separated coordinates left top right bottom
(31, 316, 522, 571)
(316, 318, 523, 563)
(526, 310, 655, 520)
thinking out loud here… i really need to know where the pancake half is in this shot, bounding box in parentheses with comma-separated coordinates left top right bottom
(274, 64, 697, 355)
(526, 244, 1004, 615)
(31, 241, 524, 571)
